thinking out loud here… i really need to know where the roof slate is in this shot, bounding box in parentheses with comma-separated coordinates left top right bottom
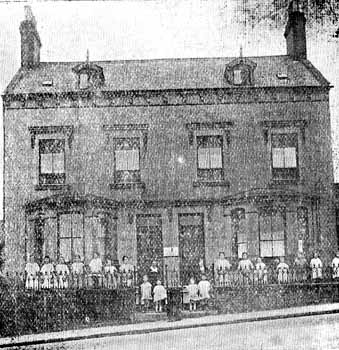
(4, 55, 330, 95)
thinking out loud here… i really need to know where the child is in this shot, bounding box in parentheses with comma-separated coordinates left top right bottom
(153, 279, 167, 312)
(214, 252, 231, 286)
(25, 256, 40, 289)
(198, 274, 211, 310)
(140, 275, 152, 312)
(332, 251, 339, 280)
(310, 252, 323, 281)
(71, 255, 84, 288)
(41, 256, 54, 289)
(187, 277, 199, 311)
(119, 256, 134, 287)
(89, 252, 103, 288)
(276, 257, 289, 283)
(104, 257, 118, 289)
(55, 256, 70, 289)
(254, 257, 267, 284)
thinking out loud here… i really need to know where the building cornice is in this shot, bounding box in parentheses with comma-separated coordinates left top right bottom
(3, 86, 330, 110)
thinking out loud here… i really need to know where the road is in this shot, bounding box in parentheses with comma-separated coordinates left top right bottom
(16, 313, 339, 350)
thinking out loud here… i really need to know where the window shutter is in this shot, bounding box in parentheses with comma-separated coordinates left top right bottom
(115, 150, 128, 171)
(40, 154, 53, 174)
(198, 148, 210, 169)
(209, 147, 222, 168)
(128, 149, 140, 170)
(272, 148, 285, 168)
(284, 147, 297, 168)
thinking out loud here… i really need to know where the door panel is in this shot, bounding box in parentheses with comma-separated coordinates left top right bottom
(178, 213, 205, 284)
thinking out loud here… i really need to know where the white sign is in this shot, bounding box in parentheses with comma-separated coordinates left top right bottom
(164, 247, 179, 257)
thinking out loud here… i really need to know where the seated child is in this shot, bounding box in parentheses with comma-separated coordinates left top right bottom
(104, 257, 118, 289)
(25, 256, 40, 290)
(41, 256, 54, 289)
(153, 279, 167, 312)
(89, 252, 103, 288)
(198, 275, 211, 309)
(276, 257, 289, 283)
(140, 275, 152, 312)
(254, 257, 268, 284)
(55, 256, 70, 289)
(187, 277, 199, 311)
(71, 255, 84, 288)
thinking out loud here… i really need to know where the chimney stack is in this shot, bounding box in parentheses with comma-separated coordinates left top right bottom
(284, 1, 307, 60)
(20, 6, 41, 68)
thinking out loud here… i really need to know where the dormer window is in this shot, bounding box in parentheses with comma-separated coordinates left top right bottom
(72, 61, 105, 90)
(79, 72, 89, 89)
(224, 57, 257, 86)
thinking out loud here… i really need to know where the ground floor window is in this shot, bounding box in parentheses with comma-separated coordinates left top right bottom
(259, 210, 286, 258)
(28, 211, 114, 263)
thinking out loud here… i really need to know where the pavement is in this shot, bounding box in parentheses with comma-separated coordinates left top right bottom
(1, 303, 339, 348)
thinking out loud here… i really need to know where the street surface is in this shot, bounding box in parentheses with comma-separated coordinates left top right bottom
(15, 313, 339, 350)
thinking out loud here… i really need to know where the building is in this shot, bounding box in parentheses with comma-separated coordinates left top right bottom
(2, 4, 336, 282)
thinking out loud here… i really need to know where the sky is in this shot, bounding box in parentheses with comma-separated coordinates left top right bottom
(0, 0, 339, 220)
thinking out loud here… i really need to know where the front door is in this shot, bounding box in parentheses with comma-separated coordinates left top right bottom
(136, 214, 163, 283)
(178, 213, 205, 284)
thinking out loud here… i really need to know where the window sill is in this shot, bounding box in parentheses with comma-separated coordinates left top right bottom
(35, 184, 68, 191)
(193, 181, 230, 188)
(110, 182, 146, 190)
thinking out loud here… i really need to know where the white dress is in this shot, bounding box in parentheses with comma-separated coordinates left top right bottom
(332, 257, 339, 278)
(89, 258, 103, 274)
(310, 258, 323, 279)
(55, 263, 70, 288)
(25, 262, 40, 289)
(72, 262, 84, 275)
(41, 263, 54, 289)
(215, 259, 231, 284)
(140, 281, 152, 304)
(277, 262, 289, 283)
(198, 280, 211, 299)
(255, 262, 267, 283)
(187, 283, 199, 302)
(153, 285, 167, 302)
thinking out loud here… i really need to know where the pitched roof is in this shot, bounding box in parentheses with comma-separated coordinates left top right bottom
(4, 55, 330, 95)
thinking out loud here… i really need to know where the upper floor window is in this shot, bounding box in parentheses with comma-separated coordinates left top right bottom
(197, 135, 223, 181)
(39, 139, 65, 186)
(271, 133, 298, 181)
(114, 137, 140, 184)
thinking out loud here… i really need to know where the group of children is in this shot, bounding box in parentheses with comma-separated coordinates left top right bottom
(140, 274, 212, 312)
(213, 251, 339, 284)
(24, 253, 135, 289)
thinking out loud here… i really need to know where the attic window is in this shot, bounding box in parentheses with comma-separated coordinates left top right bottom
(79, 73, 89, 89)
(224, 58, 257, 86)
(72, 62, 105, 90)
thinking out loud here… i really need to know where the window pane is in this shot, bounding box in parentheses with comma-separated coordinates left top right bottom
(115, 150, 128, 170)
(127, 149, 140, 170)
(60, 239, 71, 262)
(60, 214, 72, 238)
(234, 70, 242, 84)
(260, 216, 272, 240)
(73, 238, 83, 259)
(198, 148, 210, 169)
(210, 147, 222, 168)
(237, 232, 247, 244)
(80, 73, 88, 89)
(272, 148, 285, 168)
(273, 240, 285, 257)
(84, 217, 94, 263)
(72, 214, 83, 238)
(284, 147, 297, 168)
(40, 154, 53, 174)
(43, 218, 57, 261)
(237, 243, 247, 258)
(53, 153, 65, 174)
(260, 241, 273, 257)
